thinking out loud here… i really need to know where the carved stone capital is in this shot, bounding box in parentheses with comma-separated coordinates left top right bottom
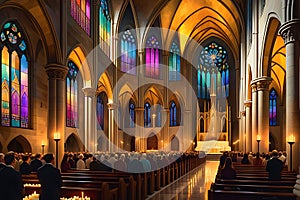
(251, 76, 272, 91)
(240, 111, 246, 117)
(107, 102, 118, 110)
(279, 19, 300, 44)
(45, 63, 68, 80)
(82, 87, 96, 97)
(244, 100, 252, 107)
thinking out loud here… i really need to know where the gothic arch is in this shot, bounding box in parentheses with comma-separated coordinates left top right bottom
(7, 135, 31, 153)
(68, 46, 92, 88)
(97, 72, 113, 101)
(65, 133, 84, 152)
(147, 132, 158, 150)
(261, 16, 281, 76)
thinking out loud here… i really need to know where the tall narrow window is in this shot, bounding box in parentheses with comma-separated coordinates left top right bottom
(156, 104, 161, 127)
(198, 42, 229, 99)
(170, 101, 177, 126)
(169, 42, 180, 81)
(70, 0, 91, 35)
(145, 36, 160, 79)
(269, 89, 277, 126)
(97, 94, 104, 130)
(121, 29, 136, 75)
(66, 61, 78, 127)
(129, 100, 135, 127)
(99, 0, 111, 56)
(0, 21, 29, 128)
(144, 102, 151, 127)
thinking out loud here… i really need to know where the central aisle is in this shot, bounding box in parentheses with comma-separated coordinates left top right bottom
(146, 161, 219, 200)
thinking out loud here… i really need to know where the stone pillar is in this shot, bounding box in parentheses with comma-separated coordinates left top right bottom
(82, 87, 95, 152)
(107, 102, 118, 152)
(279, 19, 300, 172)
(251, 82, 258, 151)
(45, 63, 68, 168)
(135, 107, 144, 151)
(240, 110, 246, 151)
(161, 108, 170, 151)
(244, 101, 252, 152)
(256, 77, 272, 154)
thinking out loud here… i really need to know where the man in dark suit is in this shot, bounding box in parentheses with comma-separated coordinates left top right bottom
(0, 153, 24, 200)
(37, 153, 62, 200)
(266, 150, 283, 180)
(20, 155, 32, 175)
(30, 153, 43, 172)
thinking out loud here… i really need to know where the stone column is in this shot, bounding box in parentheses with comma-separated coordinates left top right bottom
(256, 77, 272, 154)
(240, 110, 246, 151)
(45, 63, 68, 168)
(107, 102, 118, 152)
(244, 101, 252, 152)
(251, 82, 258, 152)
(135, 107, 145, 151)
(82, 87, 95, 152)
(279, 19, 300, 172)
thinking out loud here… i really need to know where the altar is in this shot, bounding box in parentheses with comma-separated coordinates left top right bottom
(194, 140, 231, 153)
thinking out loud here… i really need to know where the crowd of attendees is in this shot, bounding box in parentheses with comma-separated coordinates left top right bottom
(60, 151, 198, 173)
(0, 150, 201, 199)
(219, 150, 287, 181)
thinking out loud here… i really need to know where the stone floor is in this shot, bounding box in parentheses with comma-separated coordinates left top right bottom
(146, 161, 219, 200)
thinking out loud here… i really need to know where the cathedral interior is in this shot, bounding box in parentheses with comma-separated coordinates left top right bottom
(0, 0, 299, 171)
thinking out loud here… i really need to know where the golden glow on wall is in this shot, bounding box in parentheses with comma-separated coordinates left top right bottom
(271, 35, 286, 96)
(160, 0, 242, 57)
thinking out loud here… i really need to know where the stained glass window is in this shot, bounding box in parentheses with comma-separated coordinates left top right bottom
(121, 29, 136, 75)
(145, 36, 160, 79)
(198, 42, 229, 99)
(170, 101, 177, 126)
(70, 0, 91, 35)
(66, 61, 78, 127)
(97, 93, 104, 130)
(99, 0, 111, 56)
(169, 42, 180, 81)
(144, 102, 151, 127)
(269, 89, 277, 126)
(0, 21, 29, 128)
(129, 100, 135, 127)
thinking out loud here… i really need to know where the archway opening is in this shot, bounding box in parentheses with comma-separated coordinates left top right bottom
(171, 136, 179, 151)
(147, 133, 158, 150)
(8, 135, 31, 153)
(65, 133, 83, 152)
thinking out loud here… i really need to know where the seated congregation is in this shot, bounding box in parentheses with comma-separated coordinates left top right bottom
(0, 150, 206, 200)
(209, 150, 297, 200)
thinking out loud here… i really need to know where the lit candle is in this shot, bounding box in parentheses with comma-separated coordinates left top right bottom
(81, 192, 84, 199)
(256, 135, 261, 141)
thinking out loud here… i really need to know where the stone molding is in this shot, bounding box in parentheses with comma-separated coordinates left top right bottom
(45, 63, 68, 80)
(279, 19, 300, 44)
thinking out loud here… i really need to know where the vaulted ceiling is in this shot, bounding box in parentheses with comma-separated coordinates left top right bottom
(113, 0, 245, 61)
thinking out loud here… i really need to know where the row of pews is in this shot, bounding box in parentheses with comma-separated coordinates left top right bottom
(208, 163, 297, 200)
(22, 153, 206, 200)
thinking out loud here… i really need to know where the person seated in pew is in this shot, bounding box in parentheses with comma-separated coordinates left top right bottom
(266, 150, 283, 180)
(262, 153, 270, 166)
(90, 156, 112, 171)
(241, 153, 250, 164)
(252, 152, 263, 166)
(220, 157, 236, 180)
(20, 155, 32, 175)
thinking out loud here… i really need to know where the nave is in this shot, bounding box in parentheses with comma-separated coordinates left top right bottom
(146, 161, 219, 200)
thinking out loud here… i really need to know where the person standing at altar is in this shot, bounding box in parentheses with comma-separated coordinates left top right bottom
(37, 153, 62, 200)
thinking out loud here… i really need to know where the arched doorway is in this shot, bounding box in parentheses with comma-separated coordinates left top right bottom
(8, 135, 31, 153)
(65, 133, 83, 152)
(269, 133, 276, 151)
(171, 136, 179, 151)
(147, 133, 158, 150)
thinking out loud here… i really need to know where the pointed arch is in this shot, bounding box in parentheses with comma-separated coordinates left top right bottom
(7, 135, 31, 153)
(98, 72, 113, 101)
(169, 37, 181, 81)
(147, 132, 158, 150)
(0, 20, 30, 128)
(68, 46, 92, 88)
(170, 135, 179, 151)
(65, 133, 84, 152)
(261, 16, 281, 76)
